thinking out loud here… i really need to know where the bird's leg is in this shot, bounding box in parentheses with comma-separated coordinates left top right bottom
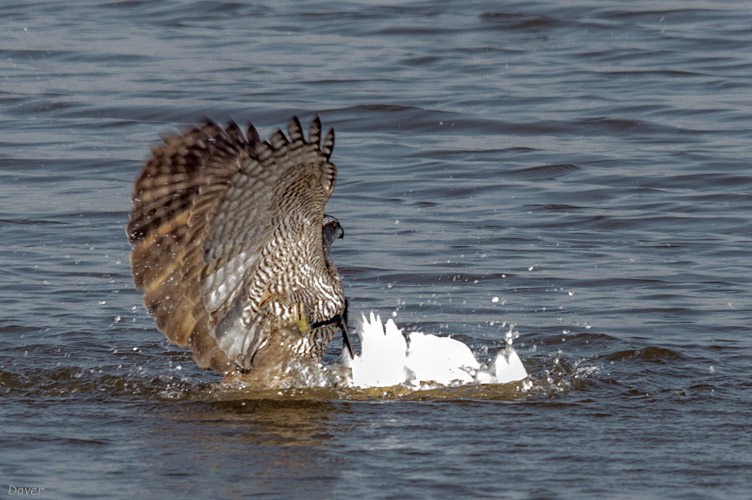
(339, 320, 354, 359)
(339, 298, 354, 359)
(294, 302, 311, 333)
(306, 300, 354, 359)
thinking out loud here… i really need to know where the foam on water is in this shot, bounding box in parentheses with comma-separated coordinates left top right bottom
(344, 313, 527, 388)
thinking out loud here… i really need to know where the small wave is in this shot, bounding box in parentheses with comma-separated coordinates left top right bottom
(607, 346, 686, 363)
(480, 12, 570, 31)
(508, 163, 581, 180)
(0, 364, 205, 401)
(0, 218, 69, 225)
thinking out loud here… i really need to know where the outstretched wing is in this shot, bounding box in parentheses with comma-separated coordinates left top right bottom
(127, 117, 336, 374)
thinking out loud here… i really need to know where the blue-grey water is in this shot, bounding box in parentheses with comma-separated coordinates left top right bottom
(2, 1, 751, 498)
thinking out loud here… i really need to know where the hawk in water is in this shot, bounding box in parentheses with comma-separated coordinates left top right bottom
(127, 117, 352, 387)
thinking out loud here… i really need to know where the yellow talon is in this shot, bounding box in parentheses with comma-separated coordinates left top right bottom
(294, 303, 311, 333)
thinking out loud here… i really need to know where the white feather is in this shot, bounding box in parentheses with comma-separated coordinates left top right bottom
(346, 312, 528, 388)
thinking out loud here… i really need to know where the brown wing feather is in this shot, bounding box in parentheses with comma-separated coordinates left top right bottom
(128, 121, 258, 373)
(196, 117, 338, 370)
(127, 116, 337, 374)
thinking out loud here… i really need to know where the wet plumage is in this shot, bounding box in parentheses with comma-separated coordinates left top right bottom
(127, 117, 348, 386)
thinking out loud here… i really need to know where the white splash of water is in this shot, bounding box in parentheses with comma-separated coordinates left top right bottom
(343, 312, 528, 388)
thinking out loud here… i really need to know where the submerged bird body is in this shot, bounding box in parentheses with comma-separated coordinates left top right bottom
(127, 117, 348, 387)
(347, 313, 529, 388)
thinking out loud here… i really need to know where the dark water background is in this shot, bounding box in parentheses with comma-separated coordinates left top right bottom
(2, 1, 751, 498)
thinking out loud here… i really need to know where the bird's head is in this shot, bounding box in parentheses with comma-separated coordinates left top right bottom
(322, 214, 343, 271)
(322, 214, 344, 243)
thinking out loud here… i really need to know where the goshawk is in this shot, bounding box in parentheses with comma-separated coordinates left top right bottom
(127, 117, 351, 386)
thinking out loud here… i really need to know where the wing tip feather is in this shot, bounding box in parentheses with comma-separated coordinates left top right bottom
(322, 127, 335, 159)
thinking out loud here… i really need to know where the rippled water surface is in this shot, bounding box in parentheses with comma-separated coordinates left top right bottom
(2, 1, 751, 498)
